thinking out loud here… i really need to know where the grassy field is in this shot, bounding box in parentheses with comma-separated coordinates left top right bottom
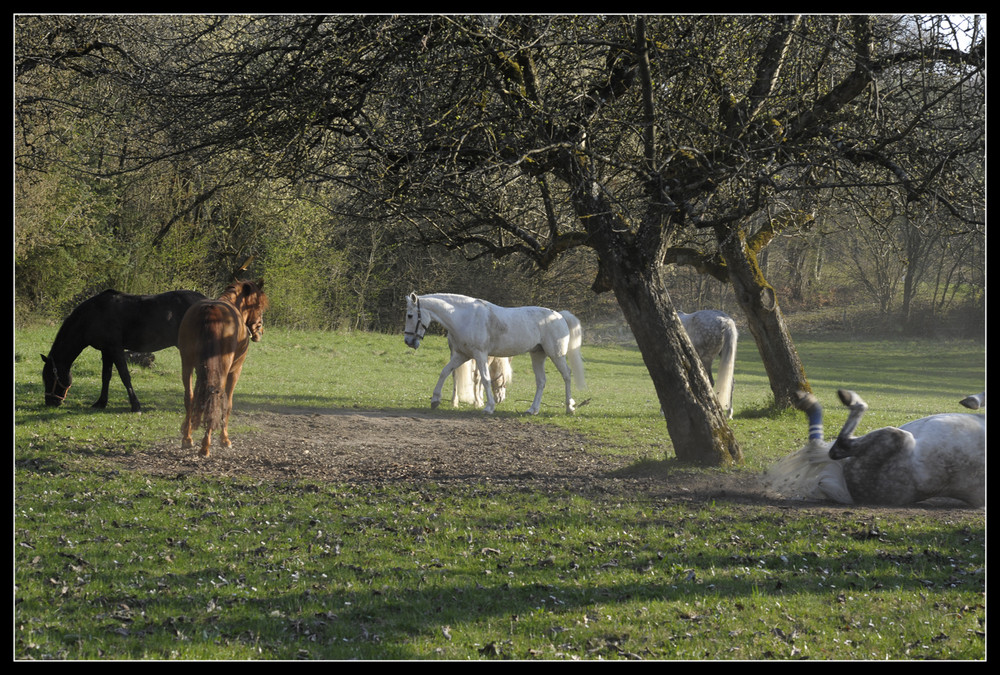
(14, 324, 986, 660)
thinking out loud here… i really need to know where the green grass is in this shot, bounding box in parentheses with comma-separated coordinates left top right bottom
(14, 326, 985, 660)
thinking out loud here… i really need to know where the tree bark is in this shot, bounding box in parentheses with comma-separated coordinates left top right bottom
(584, 211, 741, 465)
(611, 260, 740, 465)
(715, 223, 810, 407)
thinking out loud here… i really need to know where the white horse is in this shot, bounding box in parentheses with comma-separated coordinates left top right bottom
(678, 309, 738, 418)
(404, 292, 585, 414)
(451, 352, 513, 409)
(764, 390, 985, 507)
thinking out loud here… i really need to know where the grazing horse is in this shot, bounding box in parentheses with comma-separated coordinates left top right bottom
(41, 289, 206, 412)
(678, 309, 738, 418)
(764, 390, 985, 507)
(178, 279, 268, 457)
(451, 353, 514, 409)
(404, 292, 585, 414)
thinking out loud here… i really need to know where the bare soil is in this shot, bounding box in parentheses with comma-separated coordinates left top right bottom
(116, 407, 978, 517)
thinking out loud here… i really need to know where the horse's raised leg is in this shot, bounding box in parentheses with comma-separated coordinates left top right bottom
(836, 389, 868, 439)
(526, 350, 547, 415)
(792, 390, 824, 442)
(830, 389, 868, 457)
(432, 353, 467, 409)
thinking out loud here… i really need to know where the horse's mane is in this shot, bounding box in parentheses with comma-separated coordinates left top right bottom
(221, 279, 269, 311)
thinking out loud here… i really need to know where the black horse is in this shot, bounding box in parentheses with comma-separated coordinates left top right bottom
(41, 289, 206, 412)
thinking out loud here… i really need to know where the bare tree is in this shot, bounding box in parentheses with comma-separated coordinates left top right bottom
(15, 15, 984, 464)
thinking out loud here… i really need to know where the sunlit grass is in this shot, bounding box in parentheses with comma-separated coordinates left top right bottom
(15, 325, 985, 659)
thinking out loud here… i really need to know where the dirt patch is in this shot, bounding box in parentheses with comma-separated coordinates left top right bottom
(116, 407, 977, 515)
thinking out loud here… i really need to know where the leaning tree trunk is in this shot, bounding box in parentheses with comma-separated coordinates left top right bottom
(715, 223, 810, 407)
(591, 225, 742, 466)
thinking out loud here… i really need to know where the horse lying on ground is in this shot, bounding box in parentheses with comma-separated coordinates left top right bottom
(451, 351, 514, 409)
(41, 289, 206, 412)
(404, 292, 584, 414)
(179, 279, 268, 457)
(764, 390, 985, 507)
(678, 309, 738, 418)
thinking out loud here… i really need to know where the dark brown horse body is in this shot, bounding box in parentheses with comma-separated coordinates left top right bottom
(179, 279, 268, 457)
(41, 289, 206, 412)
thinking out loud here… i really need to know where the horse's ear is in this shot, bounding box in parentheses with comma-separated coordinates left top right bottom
(41, 354, 49, 363)
(409, 292, 418, 304)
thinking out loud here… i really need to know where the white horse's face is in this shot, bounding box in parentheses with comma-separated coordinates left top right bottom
(404, 295, 428, 349)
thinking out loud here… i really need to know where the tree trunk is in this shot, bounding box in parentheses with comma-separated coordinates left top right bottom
(591, 227, 742, 466)
(716, 223, 810, 407)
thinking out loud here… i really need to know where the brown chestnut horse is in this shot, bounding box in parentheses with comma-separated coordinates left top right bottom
(178, 279, 268, 457)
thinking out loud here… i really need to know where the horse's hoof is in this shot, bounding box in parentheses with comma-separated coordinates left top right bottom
(960, 395, 982, 410)
(837, 389, 867, 410)
(792, 390, 818, 412)
(92, 401, 107, 409)
(431, 400, 440, 410)
(181, 439, 193, 449)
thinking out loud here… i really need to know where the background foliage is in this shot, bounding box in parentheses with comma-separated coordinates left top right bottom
(15, 15, 984, 339)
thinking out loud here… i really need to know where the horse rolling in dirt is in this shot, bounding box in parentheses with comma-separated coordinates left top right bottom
(764, 390, 985, 507)
(678, 309, 738, 418)
(179, 279, 269, 457)
(41, 289, 206, 412)
(404, 292, 585, 415)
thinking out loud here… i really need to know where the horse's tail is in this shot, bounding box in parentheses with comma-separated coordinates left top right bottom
(191, 369, 225, 433)
(763, 439, 853, 504)
(715, 317, 737, 416)
(189, 310, 228, 433)
(560, 311, 586, 390)
(451, 359, 478, 407)
(764, 392, 852, 504)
